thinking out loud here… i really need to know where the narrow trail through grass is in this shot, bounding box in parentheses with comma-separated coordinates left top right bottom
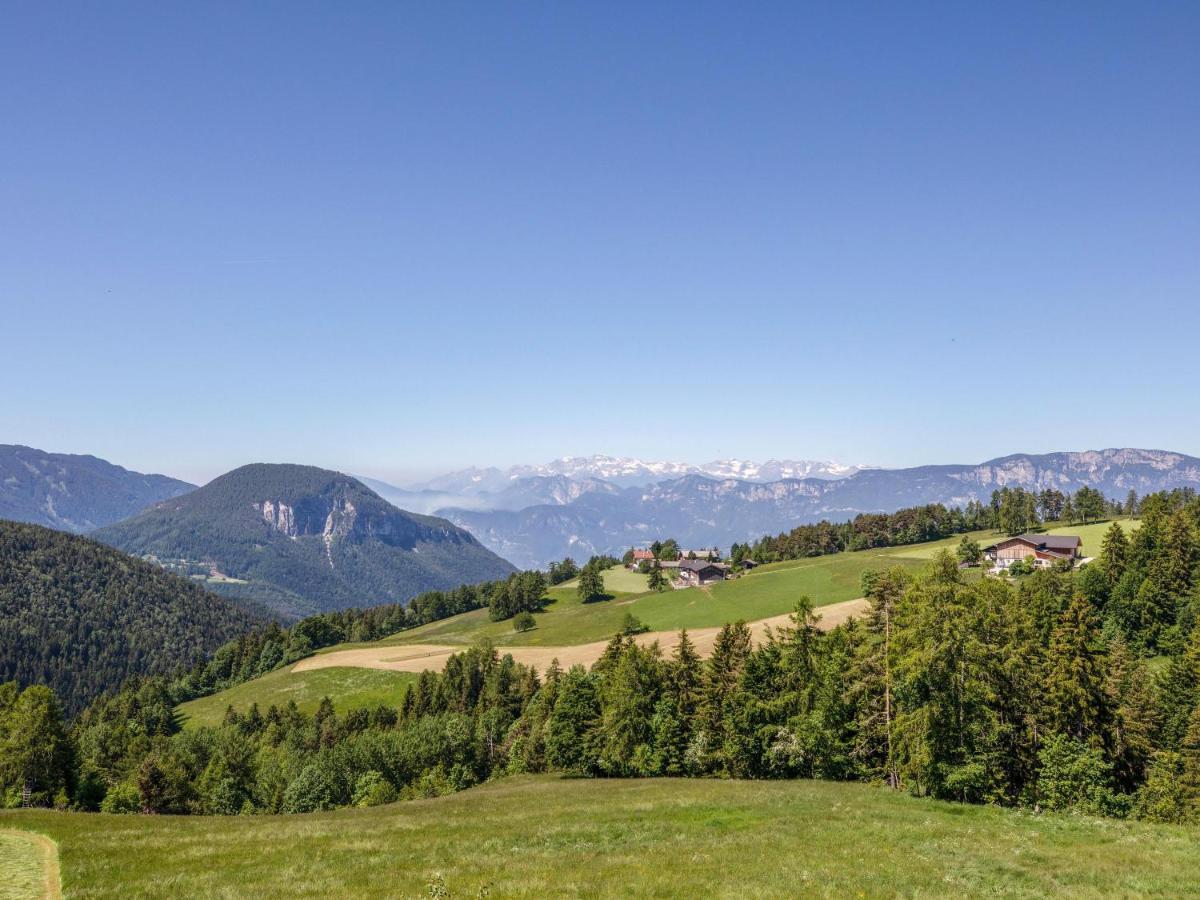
(0, 828, 60, 900)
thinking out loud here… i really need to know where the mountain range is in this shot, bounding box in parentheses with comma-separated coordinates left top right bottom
(435, 449, 1200, 568)
(92, 463, 515, 619)
(0, 444, 194, 532)
(7, 443, 1200, 602)
(362, 456, 869, 514)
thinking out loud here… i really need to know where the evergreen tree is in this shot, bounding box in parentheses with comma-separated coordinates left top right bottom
(577, 564, 605, 603)
(1043, 595, 1111, 744)
(1101, 521, 1130, 585)
(1104, 637, 1157, 790)
(1179, 702, 1200, 821)
(545, 667, 599, 774)
(698, 622, 751, 773)
(0, 684, 73, 806)
(648, 562, 666, 592)
(596, 643, 664, 775)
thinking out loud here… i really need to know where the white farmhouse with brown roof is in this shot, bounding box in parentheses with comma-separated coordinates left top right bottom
(984, 534, 1083, 570)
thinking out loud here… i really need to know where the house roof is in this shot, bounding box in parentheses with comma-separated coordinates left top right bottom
(679, 559, 722, 573)
(986, 534, 1082, 553)
(631, 549, 654, 559)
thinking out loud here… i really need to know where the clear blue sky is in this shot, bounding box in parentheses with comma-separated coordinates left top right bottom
(3, 2, 1198, 485)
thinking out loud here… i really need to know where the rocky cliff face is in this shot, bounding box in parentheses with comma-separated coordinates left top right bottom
(951, 449, 1200, 493)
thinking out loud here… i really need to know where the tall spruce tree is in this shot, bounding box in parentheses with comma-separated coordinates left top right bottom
(1101, 521, 1130, 585)
(1043, 595, 1111, 744)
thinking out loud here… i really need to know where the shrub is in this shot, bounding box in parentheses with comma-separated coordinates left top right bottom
(100, 782, 141, 814)
(512, 612, 536, 633)
(352, 771, 397, 808)
(282, 763, 338, 813)
(1037, 734, 1129, 817)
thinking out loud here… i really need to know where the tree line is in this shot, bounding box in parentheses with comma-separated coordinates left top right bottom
(735, 486, 1145, 566)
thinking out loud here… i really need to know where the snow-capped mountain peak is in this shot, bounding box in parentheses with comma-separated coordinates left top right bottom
(410, 455, 871, 494)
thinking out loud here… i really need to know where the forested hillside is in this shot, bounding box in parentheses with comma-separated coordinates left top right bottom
(93, 464, 515, 619)
(0, 521, 267, 714)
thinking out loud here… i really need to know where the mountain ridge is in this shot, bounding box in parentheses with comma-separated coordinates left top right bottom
(0, 444, 194, 532)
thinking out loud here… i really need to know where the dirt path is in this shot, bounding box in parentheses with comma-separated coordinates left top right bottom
(294, 597, 870, 676)
(0, 828, 61, 900)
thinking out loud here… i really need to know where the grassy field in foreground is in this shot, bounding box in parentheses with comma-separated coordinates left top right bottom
(4, 775, 1199, 898)
(177, 667, 419, 728)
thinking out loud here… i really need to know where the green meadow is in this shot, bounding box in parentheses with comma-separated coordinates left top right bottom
(369, 541, 963, 650)
(177, 666, 419, 728)
(4, 775, 1199, 898)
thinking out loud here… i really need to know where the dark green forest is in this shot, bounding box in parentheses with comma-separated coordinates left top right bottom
(5, 489, 1200, 823)
(0, 521, 268, 714)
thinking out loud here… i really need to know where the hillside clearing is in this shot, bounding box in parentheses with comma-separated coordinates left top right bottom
(177, 666, 420, 728)
(293, 597, 870, 675)
(4, 776, 1199, 898)
(560, 564, 650, 593)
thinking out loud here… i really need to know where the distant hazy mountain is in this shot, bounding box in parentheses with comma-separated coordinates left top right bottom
(94, 463, 516, 619)
(405, 455, 868, 501)
(0, 520, 267, 713)
(412, 455, 868, 493)
(441, 449, 1200, 568)
(0, 444, 194, 532)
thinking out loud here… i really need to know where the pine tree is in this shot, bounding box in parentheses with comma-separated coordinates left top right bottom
(1104, 636, 1158, 790)
(596, 643, 664, 775)
(1180, 703, 1200, 821)
(698, 622, 751, 772)
(648, 562, 666, 592)
(1101, 521, 1130, 585)
(669, 630, 702, 719)
(1043, 595, 1110, 743)
(0, 685, 73, 805)
(1062, 496, 1076, 525)
(545, 666, 599, 774)
(577, 564, 605, 602)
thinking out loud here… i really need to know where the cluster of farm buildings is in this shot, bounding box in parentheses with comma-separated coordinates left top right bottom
(626, 532, 1088, 587)
(628, 547, 757, 587)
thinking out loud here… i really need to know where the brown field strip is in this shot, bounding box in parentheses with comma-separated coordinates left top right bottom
(292, 597, 870, 675)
